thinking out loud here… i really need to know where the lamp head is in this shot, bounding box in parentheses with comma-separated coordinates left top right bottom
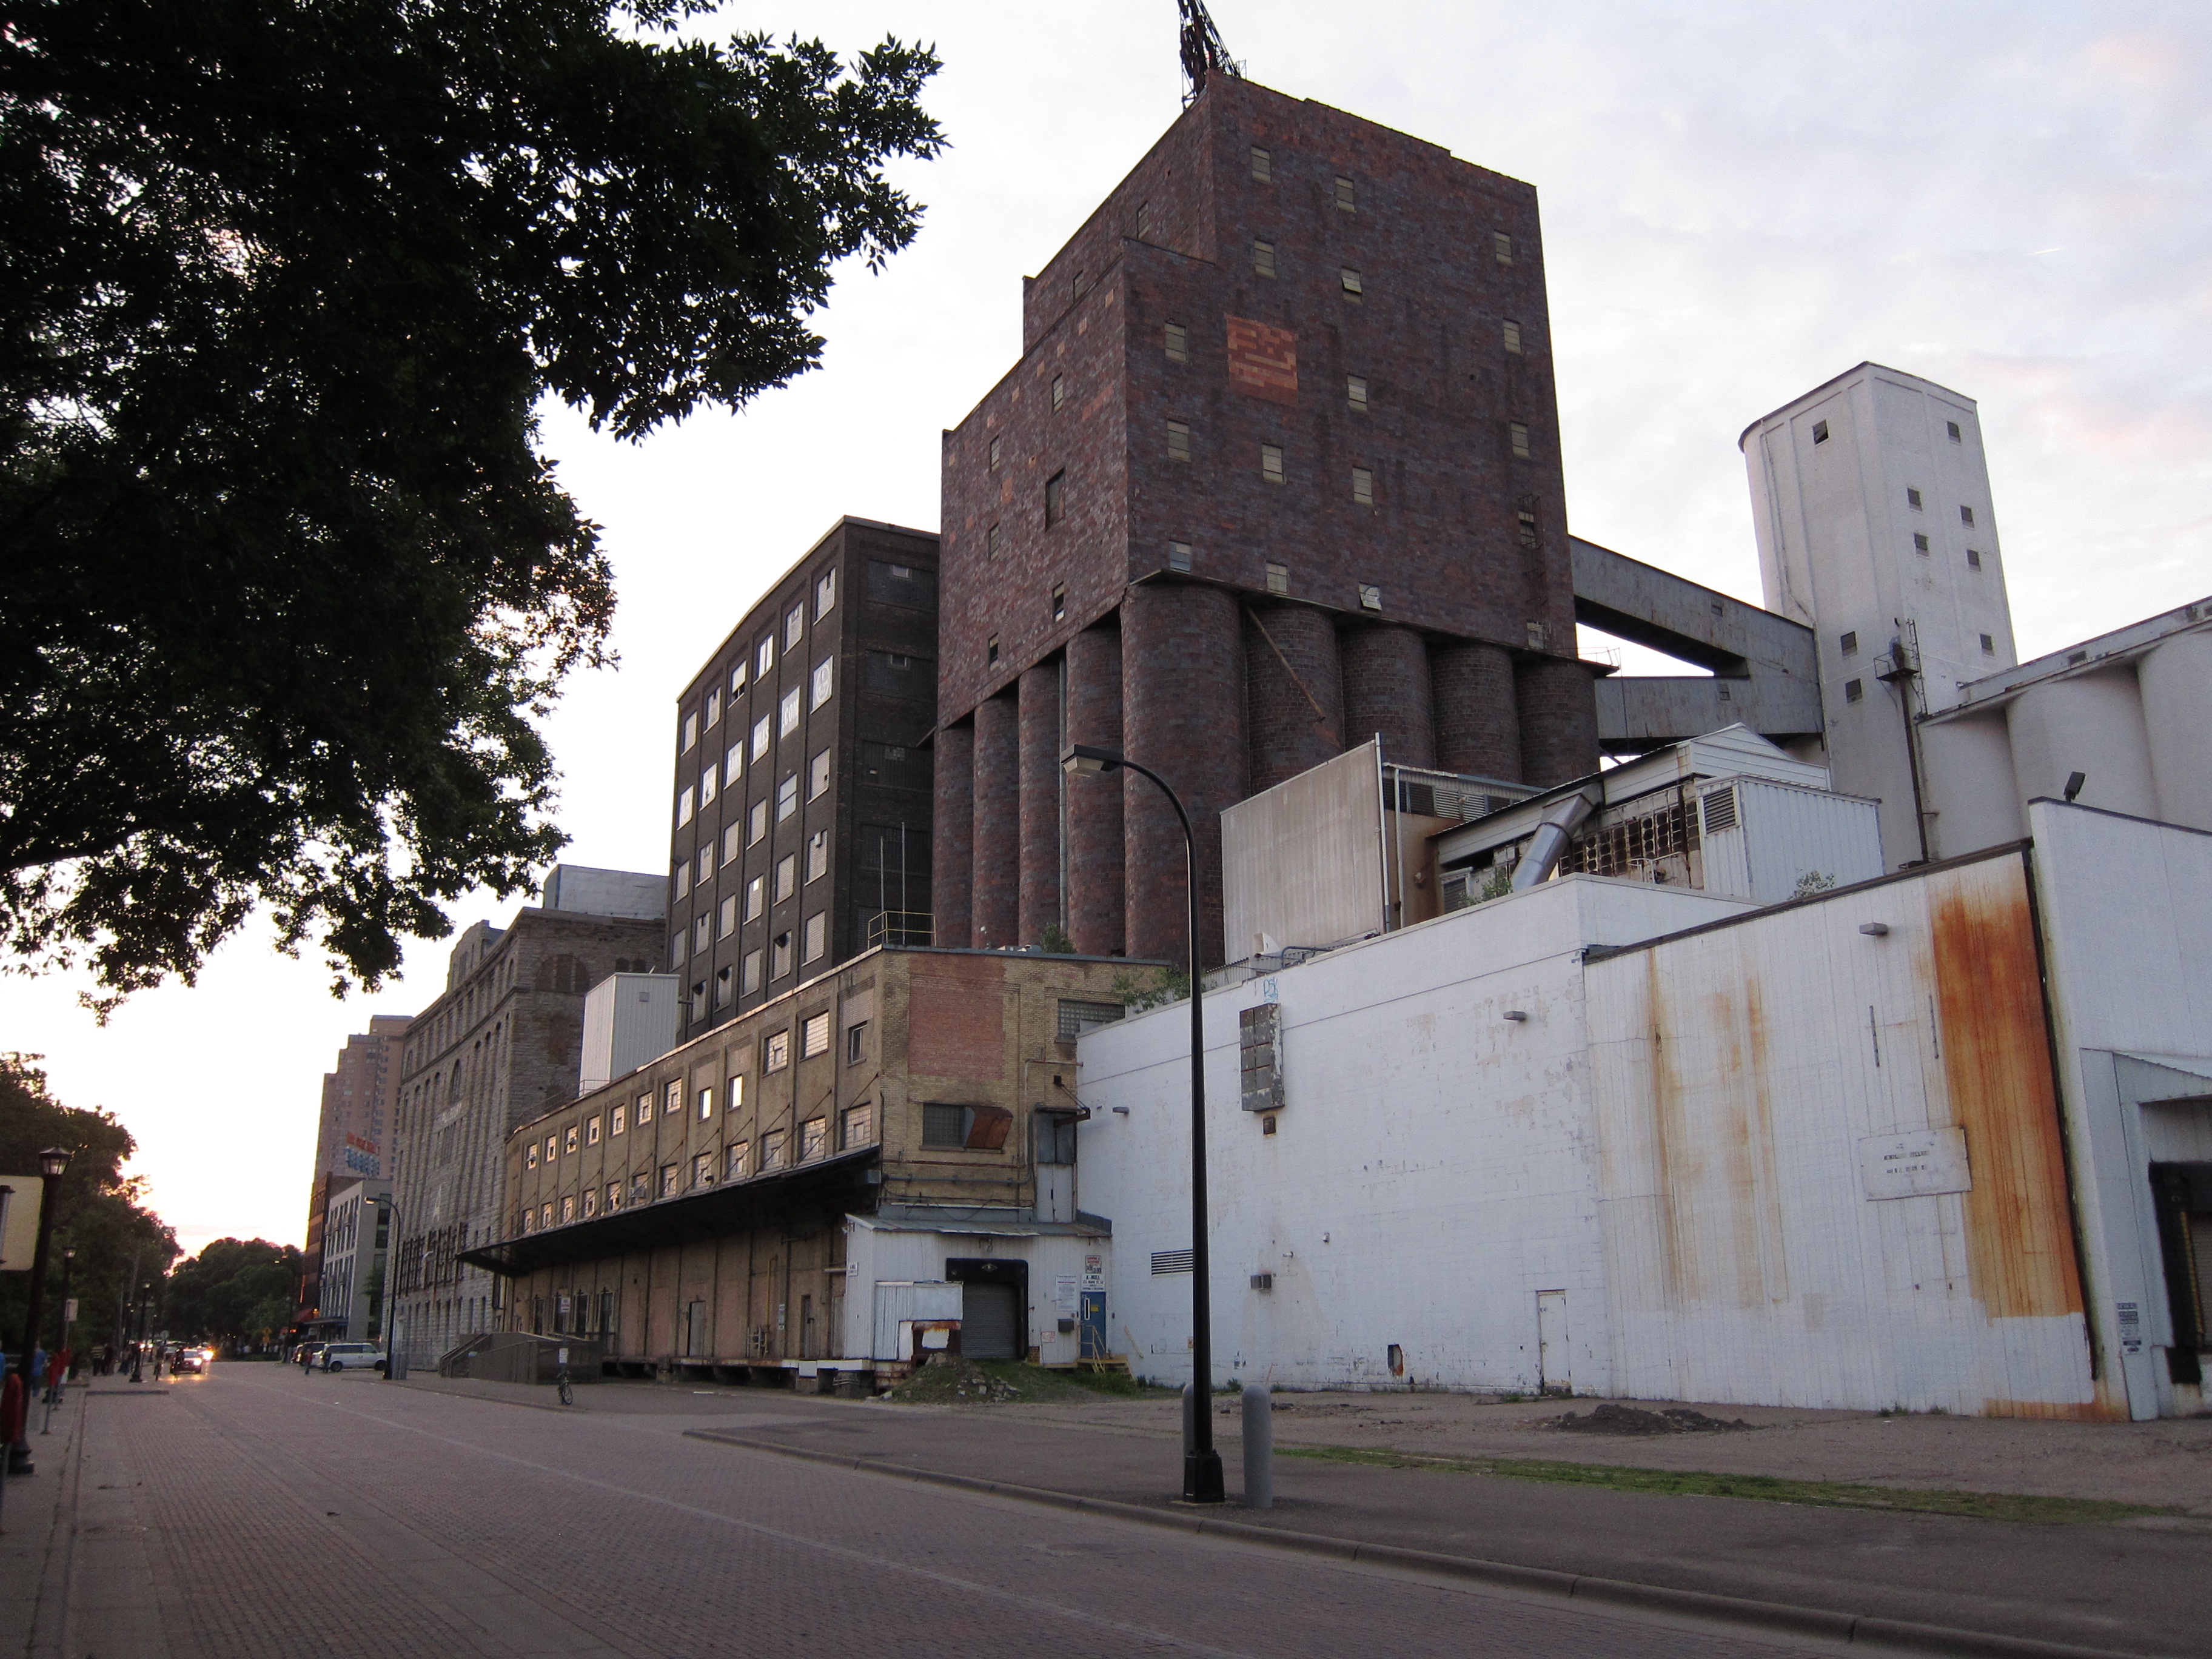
(1062, 744, 1124, 777)
(38, 1146, 69, 1178)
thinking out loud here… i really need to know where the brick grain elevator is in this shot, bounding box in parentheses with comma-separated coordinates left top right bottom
(934, 78, 1598, 966)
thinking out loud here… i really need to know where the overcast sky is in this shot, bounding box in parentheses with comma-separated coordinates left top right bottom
(7, 1, 2206, 1259)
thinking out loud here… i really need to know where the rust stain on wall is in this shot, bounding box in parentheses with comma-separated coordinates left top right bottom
(1645, 954, 1689, 1308)
(1930, 862, 2085, 1322)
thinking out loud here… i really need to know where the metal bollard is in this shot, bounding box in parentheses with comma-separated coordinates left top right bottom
(1242, 1382, 1273, 1510)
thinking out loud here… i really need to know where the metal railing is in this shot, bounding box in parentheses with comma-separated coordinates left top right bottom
(864, 910, 933, 950)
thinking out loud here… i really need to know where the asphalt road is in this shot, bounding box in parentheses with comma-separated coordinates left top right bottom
(36, 1364, 1831, 1659)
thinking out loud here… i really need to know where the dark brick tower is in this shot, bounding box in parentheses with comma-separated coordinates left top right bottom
(934, 78, 1597, 965)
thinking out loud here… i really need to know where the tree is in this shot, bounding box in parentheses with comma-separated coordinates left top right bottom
(164, 1237, 304, 1350)
(0, 1053, 178, 1354)
(0, 1, 943, 1013)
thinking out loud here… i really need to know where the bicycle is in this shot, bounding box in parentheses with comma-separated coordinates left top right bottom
(556, 1361, 574, 1408)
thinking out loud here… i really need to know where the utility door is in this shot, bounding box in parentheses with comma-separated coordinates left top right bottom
(683, 1299, 707, 1358)
(1536, 1290, 1570, 1395)
(1079, 1291, 1108, 1360)
(961, 1282, 1022, 1359)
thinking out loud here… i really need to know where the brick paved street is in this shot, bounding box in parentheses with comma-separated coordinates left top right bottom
(17, 1365, 1829, 1659)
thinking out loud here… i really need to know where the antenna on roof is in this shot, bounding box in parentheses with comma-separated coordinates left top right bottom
(1178, 0, 1239, 103)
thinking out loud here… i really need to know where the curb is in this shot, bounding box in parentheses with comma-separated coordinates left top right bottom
(683, 1428, 2163, 1659)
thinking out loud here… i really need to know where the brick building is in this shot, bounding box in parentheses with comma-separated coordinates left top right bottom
(388, 867, 666, 1367)
(663, 517, 940, 1042)
(293, 1015, 408, 1332)
(934, 77, 1599, 966)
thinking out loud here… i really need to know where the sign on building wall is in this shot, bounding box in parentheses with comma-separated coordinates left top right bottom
(1856, 1127, 1972, 1200)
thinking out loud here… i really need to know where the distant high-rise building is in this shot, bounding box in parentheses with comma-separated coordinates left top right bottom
(1740, 362, 2019, 866)
(295, 1014, 409, 1332)
(662, 516, 939, 1041)
(933, 77, 1597, 967)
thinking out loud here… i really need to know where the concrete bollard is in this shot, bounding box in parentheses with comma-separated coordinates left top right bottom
(1242, 1381, 1273, 1510)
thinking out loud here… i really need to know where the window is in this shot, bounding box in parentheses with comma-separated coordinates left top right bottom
(1136, 199, 1150, 239)
(987, 522, 1000, 557)
(1252, 238, 1276, 278)
(1168, 541, 1193, 574)
(692, 914, 709, 954)
(988, 435, 1002, 471)
(1164, 322, 1188, 362)
(801, 1012, 831, 1058)
(847, 1021, 870, 1064)
(756, 635, 775, 676)
(1352, 466, 1373, 506)
(722, 823, 741, 866)
(1967, 548, 1983, 570)
(1334, 174, 1355, 212)
(1358, 583, 1383, 612)
(526, 1142, 539, 1168)
(1845, 679, 1865, 703)
(1947, 420, 1963, 442)
(682, 711, 698, 753)
(806, 830, 828, 882)
(1167, 420, 1191, 461)
(785, 603, 805, 648)
(586, 1115, 602, 1145)
(776, 854, 796, 903)
(808, 749, 831, 801)
(637, 1089, 653, 1125)
(776, 773, 798, 822)
(630, 1171, 649, 1205)
(803, 911, 826, 963)
(1250, 144, 1271, 181)
(765, 1029, 791, 1071)
(1503, 318, 1523, 354)
(760, 1130, 786, 1172)
(1051, 373, 1065, 411)
(699, 765, 717, 808)
(1907, 486, 1924, 510)
(699, 1086, 714, 1121)
(772, 932, 792, 978)
(665, 1079, 683, 1118)
(1339, 267, 1362, 300)
(742, 950, 762, 994)
(1840, 631, 1858, 655)
(714, 965, 732, 1008)
(922, 1102, 968, 1147)
(1071, 269, 1084, 301)
(676, 786, 694, 827)
(800, 1118, 827, 1162)
(1265, 561, 1289, 595)
(1509, 422, 1532, 460)
(693, 1152, 714, 1189)
(731, 659, 748, 694)
(717, 895, 737, 939)
(811, 657, 833, 709)
(986, 634, 1000, 667)
(1346, 375, 1368, 413)
(605, 1181, 622, 1212)
(751, 715, 770, 762)
(546, 1133, 558, 1161)
(778, 686, 800, 737)
(1912, 533, 1930, 554)
(1980, 633, 1996, 654)
(659, 1164, 679, 1198)
(674, 860, 691, 900)
(726, 1141, 749, 1181)
(920, 1102, 1013, 1150)
(611, 1104, 626, 1136)
(1261, 443, 1284, 484)
(540, 1202, 552, 1228)
(840, 1103, 875, 1149)
(727, 1074, 744, 1111)
(1960, 505, 1976, 526)
(705, 689, 721, 729)
(581, 1188, 597, 1219)
(1492, 230, 1513, 264)
(1811, 420, 1829, 444)
(1045, 470, 1065, 527)
(748, 800, 768, 846)
(1057, 999, 1125, 1041)
(725, 743, 742, 789)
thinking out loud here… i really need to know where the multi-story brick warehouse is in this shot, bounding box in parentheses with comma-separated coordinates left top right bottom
(664, 517, 940, 1044)
(465, 945, 1141, 1379)
(934, 78, 1600, 965)
(389, 866, 666, 1367)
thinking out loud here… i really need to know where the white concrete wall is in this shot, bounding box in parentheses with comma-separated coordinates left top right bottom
(842, 1217, 1108, 1366)
(1920, 714, 2025, 858)
(2008, 671, 2161, 822)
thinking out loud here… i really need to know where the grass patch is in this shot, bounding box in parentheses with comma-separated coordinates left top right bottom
(1279, 1444, 2178, 1526)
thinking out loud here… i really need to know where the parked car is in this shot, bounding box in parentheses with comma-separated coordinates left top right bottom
(319, 1342, 386, 1373)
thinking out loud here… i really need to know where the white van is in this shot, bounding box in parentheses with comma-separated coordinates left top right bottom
(319, 1342, 386, 1373)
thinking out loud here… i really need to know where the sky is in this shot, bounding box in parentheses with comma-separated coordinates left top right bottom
(5, 2, 2207, 1259)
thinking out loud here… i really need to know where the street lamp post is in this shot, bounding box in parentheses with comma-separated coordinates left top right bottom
(42, 1248, 75, 1433)
(8, 1147, 71, 1476)
(1061, 743, 1225, 1504)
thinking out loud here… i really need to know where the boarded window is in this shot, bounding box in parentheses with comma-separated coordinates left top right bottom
(1168, 540, 1193, 573)
(765, 1029, 791, 1071)
(1492, 230, 1513, 264)
(800, 1117, 827, 1161)
(1051, 373, 1065, 411)
(1509, 421, 1532, 459)
(1252, 238, 1277, 278)
(1503, 318, 1522, 354)
(803, 1011, 831, 1057)
(1167, 419, 1191, 461)
(808, 749, 831, 800)
(1339, 267, 1362, 300)
(1250, 145, 1271, 181)
(1346, 375, 1368, 412)
(1352, 466, 1373, 506)
(1334, 174, 1355, 212)
(1261, 444, 1284, 484)
(1164, 321, 1188, 362)
(779, 686, 801, 736)
(811, 657, 833, 709)
(1265, 561, 1288, 595)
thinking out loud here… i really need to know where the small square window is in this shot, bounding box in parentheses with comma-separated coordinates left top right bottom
(811, 657, 833, 708)
(988, 435, 1002, 471)
(1503, 318, 1522, 354)
(1966, 548, 1983, 570)
(1912, 533, 1930, 554)
(1265, 561, 1288, 595)
(847, 1021, 870, 1064)
(816, 568, 836, 617)
(1250, 145, 1272, 182)
(785, 603, 805, 648)
(751, 715, 770, 762)
(776, 773, 798, 821)
(726, 1140, 749, 1181)
(1167, 419, 1191, 461)
(586, 1115, 601, 1145)
(1253, 238, 1277, 278)
(611, 1104, 626, 1136)
(1164, 322, 1188, 363)
(1907, 486, 1924, 509)
(1261, 443, 1284, 484)
(1347, 375, 1368, 412)
(760, 1130, 786, 1172)
(1845, 679, 1865, 703)
(1959, 504, 1976, 526)
(1334, 174, 1355, 212)
(637, 1089, 653, 1125)
(987, 522, 1000, 557)
(1045, 469, 1066, 527)
(987, 634, 1000, 666)
(808, 749, 830, 800)
(1051, 581, 1067, 623)
(1492, 230, 1513, 265)
(1339, 267, 1362, 300)
(1167, 541, 1193, 574)
(1811, 420, 1829, 444)
(803, 1011, 831, 1057)
(1358, 583, 1383, 612)
(765, 1030, 791, 1072)
(748, 800, 768, 846)
(682, 711, 699, 754)
(800, 1117, 827, 1162)
(1840, 631, 1858, 655)
(779, 686, 801, 737)
(1352, 466, 1373, 506)
(1947, 420, 1963, 442)
(840, 1102, 875, 1150)
(776, 853, 796, 902)
(1051, 373, 1065, 411)
(803, 911, 826, 963)
(1980, 633, 1996, 654)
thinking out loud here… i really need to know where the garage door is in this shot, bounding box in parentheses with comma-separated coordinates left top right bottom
(961, 1282, 1021, 1359)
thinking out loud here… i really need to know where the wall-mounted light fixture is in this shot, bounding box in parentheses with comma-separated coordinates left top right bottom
(1858, 922, 1890, 937)
(1502, 1010, 1529, 1022)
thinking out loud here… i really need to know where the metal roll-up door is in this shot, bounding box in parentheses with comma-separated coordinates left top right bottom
(960, 1282, 1021, 1359)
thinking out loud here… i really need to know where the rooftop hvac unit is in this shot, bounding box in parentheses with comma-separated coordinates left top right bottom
(1696, 777, 1882, 905)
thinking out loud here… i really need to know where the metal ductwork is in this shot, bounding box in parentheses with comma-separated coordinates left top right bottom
(1512, 786, 1603, 891)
